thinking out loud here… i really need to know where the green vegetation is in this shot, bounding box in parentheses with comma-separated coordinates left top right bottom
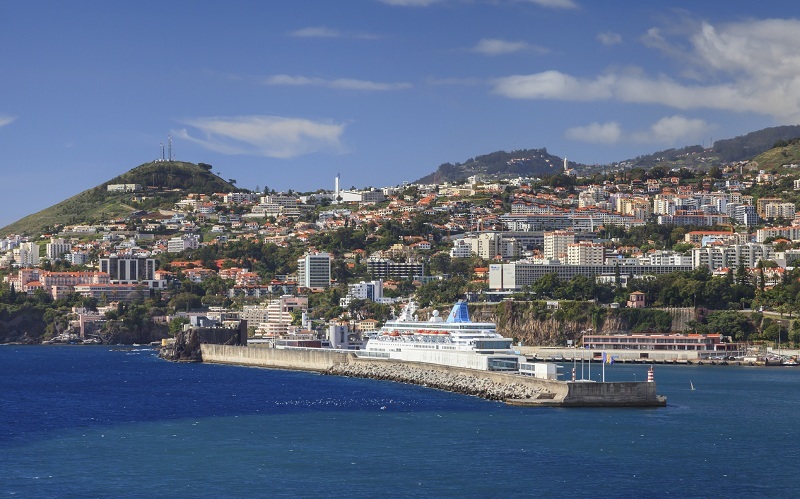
(414, 148, 564, 184)
(0, 161, 236, 236)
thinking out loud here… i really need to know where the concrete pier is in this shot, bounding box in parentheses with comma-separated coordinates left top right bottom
(199, 345, 666, 407)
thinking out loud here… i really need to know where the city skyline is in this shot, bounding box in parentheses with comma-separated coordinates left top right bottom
(2, 0, 799, 227)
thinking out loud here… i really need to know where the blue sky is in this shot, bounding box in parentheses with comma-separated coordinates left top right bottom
(1, 0, 798, 228)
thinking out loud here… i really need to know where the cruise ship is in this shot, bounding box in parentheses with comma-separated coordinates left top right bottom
(357, 300, 523, 371)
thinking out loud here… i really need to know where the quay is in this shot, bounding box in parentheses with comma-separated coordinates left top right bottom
(521, 346, 799, 367)
(192, 344, 667, 408)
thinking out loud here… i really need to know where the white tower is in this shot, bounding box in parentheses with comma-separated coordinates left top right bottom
(563, 157, 568, 172)
(335, 173, 340, 203)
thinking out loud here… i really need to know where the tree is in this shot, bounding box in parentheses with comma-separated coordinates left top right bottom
(704, 310, 756, 342)
(169, 317, 190, 336)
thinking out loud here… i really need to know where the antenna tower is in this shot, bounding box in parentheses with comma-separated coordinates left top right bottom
(168, 134, 173, 161)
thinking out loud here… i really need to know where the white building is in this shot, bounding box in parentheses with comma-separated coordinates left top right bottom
(763, 202, 796, 220)
(566, 242, 605, 265)
(691, 243, 774, 272)
(251, 194, 300, 218)
(106, 184, 141, 192)
(543, 231, 575, 260)
(168, 234, 200, 253)
(98, 255, 163, 288)
(46, 238, 72, 261)
(64, 252, 89, 265)
(756, 225, 800, 243)
(450, 239, 473, 258)
(243, 295, 308, 337)
(223, 191, 258, 204)
(340, 280, 393, 307)
(459, 232, 520, 260)
(297, 252, 331, 289)
(14, 242, 40, 267)
(338, 189, 386, 204)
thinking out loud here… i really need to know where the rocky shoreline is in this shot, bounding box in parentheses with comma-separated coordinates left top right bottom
(326, 361, 547, 402)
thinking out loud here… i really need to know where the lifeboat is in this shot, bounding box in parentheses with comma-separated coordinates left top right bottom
(389, 331, 400, 337)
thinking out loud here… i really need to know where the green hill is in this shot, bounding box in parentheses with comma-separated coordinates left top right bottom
(1, 161, 237, 236)
(414, 148, 568, 184)
(747, 137, 800, 170)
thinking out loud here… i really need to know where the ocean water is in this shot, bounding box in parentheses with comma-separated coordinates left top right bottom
(1, 346, 798, 498)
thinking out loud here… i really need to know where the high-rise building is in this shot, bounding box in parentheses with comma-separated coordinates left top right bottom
(99, 255, 156, 284)
(46, 238, 72, 260)
(366, 258, 424, 280)
(543, 231, 575, 260)
(566, 242, 605, 265)
(297, 252, 331, 289)
(14, 242, 40, 267)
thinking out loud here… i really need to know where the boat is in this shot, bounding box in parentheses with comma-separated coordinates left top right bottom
(690, 380, 695, 390)
(357, 300, 523, 371)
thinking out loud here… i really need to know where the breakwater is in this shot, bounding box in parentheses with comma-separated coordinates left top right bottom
(198, 345, 665, 407)
(327, 358, 559, 401)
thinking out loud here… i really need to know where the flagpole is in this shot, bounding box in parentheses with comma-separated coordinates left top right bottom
(602, 351, 606, 382)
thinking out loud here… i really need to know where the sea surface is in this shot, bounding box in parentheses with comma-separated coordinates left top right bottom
(1, 346, 798, 498)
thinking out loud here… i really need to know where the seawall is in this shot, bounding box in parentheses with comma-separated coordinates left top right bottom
(199, 344, 351, 372)
(199, 345, 666, 407)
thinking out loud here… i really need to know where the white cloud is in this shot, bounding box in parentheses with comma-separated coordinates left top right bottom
(491, 71, 614, 100)
(472, 38, 548, 55)
(290, 27, 341, 38)
(597, 31, 622, 46)
(289, 26, 379, 40)
(632, 115, 710, 144)
(493, 18, 800, 122)
(379, 0, 443, 6)
(175, 115, 346, 159)
(0, 115, 16, 127)
(525, 0, 578, 9)
(565, 121, 622, 144)
(566, 115, 709, 146)
(265, 74, 411, 91)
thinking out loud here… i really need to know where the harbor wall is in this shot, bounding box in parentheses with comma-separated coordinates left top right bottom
(200, 344, 351, 372)
(563, 381, 659, 407)
(199, 345, 664, 407)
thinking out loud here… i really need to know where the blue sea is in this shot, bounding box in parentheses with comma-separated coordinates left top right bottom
(1, 346, 798, 497)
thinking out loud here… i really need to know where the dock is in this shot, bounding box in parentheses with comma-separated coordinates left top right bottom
(195, 344, 667, 408)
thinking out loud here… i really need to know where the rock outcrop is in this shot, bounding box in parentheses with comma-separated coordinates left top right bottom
(160, 329, 202, 362)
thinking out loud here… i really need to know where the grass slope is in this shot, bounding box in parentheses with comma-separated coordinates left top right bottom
(1, 161, 237, 236)
(749, 139, 800, 170)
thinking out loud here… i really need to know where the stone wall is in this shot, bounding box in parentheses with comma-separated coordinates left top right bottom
(200, 344, 351, 372)
(564, 381, 659, 407)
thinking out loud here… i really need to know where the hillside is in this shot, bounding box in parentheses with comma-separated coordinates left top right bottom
(713, 125, 800, 162)
(414, 126, 800, 182)
(747, 137, 800, 170)
(1, 161, 237, 236)
(414, 148, 568, 184)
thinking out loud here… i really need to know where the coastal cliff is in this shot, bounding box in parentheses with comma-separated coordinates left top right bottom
(468, 302, 692, 346)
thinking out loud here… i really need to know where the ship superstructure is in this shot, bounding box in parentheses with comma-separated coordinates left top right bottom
(358, 301, 522, 371)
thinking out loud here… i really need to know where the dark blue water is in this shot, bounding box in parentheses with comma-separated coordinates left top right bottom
(1, 346, 798, 497)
